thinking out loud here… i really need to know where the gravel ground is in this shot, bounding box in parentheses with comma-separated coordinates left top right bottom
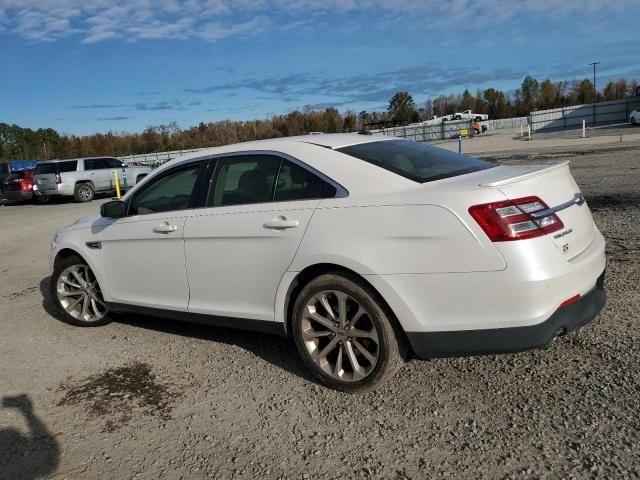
(0, 145, 639, 480)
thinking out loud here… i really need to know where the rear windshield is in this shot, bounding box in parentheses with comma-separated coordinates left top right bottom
(35, 161, 77, 174)
(337, 139, 494, 183)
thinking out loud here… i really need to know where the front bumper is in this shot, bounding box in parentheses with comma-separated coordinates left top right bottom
(407, 271, 606, 359)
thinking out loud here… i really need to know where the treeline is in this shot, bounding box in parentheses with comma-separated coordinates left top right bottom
(1, 75, 637, 161)
(413, 76, 638, 124)
(0, 108, 356, 161)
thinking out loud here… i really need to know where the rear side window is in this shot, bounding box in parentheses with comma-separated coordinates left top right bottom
(275, 161, 327, 202)
(337, 139, 494, 183)
(208, 155, 281, 207)
(84, 158, 107, 170)
(0, 164, 8, 174)
(58, 161, 78, 173)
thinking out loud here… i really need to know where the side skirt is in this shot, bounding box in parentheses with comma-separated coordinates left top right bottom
(106, 302, 287, 337)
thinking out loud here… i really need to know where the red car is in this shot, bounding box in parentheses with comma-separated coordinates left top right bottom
(2, 168, 38, 202)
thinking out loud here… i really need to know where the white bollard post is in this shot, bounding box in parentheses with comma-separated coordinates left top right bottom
(520, 123, 523, 138)
(582, 119, 586, 138)
(527, 124, 531, 141)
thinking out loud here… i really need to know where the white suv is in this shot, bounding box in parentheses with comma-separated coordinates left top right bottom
(630, 107, 640, 125)
(33, 157, 151, 203)
(48, 134, 606, 392)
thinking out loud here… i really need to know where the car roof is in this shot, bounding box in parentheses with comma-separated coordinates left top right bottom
(37, 156, 118, 163)
(171, 133, 392, 161)
(134, 133, 413, 200)
(286, 132, 392, 149)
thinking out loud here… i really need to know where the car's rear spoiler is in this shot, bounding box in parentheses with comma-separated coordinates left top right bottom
(479, 161, 570, 187)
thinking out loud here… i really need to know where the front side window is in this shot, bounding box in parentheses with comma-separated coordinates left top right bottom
(129, 163, 202, 215)
(274, 161, 327, 201)
(337, 139, 494, 183)
(208, 155, 280, 207)
(106, 158, 123, 169)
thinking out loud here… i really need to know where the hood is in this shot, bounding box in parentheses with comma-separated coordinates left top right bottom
(59, 214, 111, 233)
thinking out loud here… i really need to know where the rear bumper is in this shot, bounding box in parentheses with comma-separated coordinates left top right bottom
(407, 271, 606, 359)
(33, 185, 68, 197)
(2, 190, 33, 201)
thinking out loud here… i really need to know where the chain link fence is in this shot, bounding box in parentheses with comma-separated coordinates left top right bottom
(118, 148, 208, 167)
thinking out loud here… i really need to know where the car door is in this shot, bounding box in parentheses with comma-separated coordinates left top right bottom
(83, 158, 110, 191)
(104, 158, 129, 192)
(100, 160, 207, 311)
(184, 154, 330, 321)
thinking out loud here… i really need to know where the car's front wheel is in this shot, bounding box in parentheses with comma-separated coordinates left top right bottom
(292, 273, 405, 392)
(50, 255, 110, 327)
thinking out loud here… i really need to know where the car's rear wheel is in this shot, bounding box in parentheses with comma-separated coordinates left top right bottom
(74, 183, 94, 202)
(50, 255, 110, 327)
(292, 273, 405, 392)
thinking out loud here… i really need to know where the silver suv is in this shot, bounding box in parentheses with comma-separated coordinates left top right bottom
(32, 157, 151, 202)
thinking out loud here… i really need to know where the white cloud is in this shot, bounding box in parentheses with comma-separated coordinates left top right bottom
(0, 0, 635, 44)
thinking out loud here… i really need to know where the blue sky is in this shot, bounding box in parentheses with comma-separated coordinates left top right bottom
(0, 0, 638, 135)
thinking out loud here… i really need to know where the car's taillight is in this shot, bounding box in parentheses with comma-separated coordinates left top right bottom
(469, 196, 564, 242)
(20, 179, 33, 192)
(55, 174, 61, 184)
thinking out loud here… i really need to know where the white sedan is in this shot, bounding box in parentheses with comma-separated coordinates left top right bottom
(630, 107, 640, 125)
(49, 133, 606, 392)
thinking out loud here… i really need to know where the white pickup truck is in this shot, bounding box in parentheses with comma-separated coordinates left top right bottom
(32, 157, 151, 203)
(452, 110, 489, 121)
(420, 115, 453, 126)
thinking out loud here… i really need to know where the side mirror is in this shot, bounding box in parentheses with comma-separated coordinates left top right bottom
(101, 200, 125, 218)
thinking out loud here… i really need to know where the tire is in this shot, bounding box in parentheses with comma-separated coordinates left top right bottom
(632, 117, 638, 125)
(73, 183, 94, 202)
(50, 254, 111, 327)
(291, 272, 405, 393)
(34, 195, 50, 204)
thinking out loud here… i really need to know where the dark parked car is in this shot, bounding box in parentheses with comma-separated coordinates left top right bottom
(0, 161, 38, 195)
(2, 168, 37, 202)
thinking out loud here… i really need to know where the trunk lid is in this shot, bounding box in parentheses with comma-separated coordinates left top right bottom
(33, 163, 59, 191)
(480, 162, 594, 259)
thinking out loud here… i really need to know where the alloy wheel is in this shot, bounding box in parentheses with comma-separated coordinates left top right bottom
(56, 264, 107, 322)
(301, 290, 380, 382)
(78, 185, 92, 201)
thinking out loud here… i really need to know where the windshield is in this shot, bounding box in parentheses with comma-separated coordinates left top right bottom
(337, 139, 494, 183)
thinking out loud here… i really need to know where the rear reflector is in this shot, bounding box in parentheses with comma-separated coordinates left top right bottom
(469, 196, 564, 242)
(559, 294, 581, 308)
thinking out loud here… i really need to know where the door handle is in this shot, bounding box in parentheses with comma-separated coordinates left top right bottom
(263, 216, 299, 230)
(153, 222, 178, 234)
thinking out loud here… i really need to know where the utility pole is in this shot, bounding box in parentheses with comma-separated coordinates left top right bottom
(589, 61, 600, 100)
